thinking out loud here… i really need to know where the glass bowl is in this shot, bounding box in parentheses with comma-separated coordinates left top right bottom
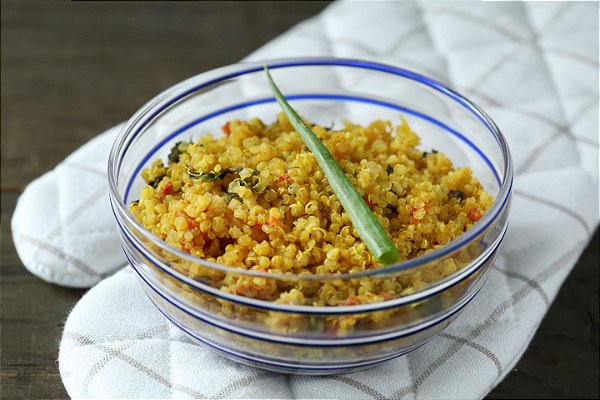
(108, 58, 513, 375)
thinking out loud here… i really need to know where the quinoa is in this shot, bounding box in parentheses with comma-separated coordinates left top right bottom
(130, 114, 493, 310)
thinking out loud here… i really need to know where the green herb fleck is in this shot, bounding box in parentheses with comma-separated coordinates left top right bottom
(168, 142, 184, 164)
(224, 191, 242, 202)
(251, 182, 266, 193)
(187, 166, 242, 181)
(452, 190, 465, 200)
(148, 175, 165, 188)
(422, 149, 439, 158)
(386, 204, 399, 216)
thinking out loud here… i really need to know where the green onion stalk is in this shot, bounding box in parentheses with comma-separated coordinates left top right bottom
(265, 67, 400, 265)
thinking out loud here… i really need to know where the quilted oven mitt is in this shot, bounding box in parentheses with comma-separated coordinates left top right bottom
(11, 124, 127, 288)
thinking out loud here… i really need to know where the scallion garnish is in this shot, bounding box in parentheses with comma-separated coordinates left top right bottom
(265, 67, 400, 265)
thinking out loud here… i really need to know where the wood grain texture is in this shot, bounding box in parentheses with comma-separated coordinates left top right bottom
(1, 1, 598, 399)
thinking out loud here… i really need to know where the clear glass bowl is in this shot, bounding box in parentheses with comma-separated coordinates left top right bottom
(108, 58, 513, 375)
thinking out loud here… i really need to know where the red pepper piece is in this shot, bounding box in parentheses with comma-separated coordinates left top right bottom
(468, 208, 482, 221)
(222, 121, 231, 137)
(160, 182, 174, 197)
(344, 296, 359, 306)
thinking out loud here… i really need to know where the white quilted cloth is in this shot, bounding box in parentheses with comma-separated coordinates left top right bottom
(12, 1, 599, 399)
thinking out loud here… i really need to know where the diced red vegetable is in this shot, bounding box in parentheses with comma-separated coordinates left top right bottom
(177, 210, 198, 228)
(266, 215, 284, 228)
(222, 121, 231, 137)
(409, 208, 419, 225)
(344, 296, 359, 306)
(468, 208, 482, 221)
(276, 173, 293, 187)
(160, 182, 174, 197)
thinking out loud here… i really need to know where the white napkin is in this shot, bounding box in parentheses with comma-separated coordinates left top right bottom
(12, 1, 599, 398)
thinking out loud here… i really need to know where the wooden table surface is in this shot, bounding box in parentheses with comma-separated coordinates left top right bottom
(1, 1, 598, 399)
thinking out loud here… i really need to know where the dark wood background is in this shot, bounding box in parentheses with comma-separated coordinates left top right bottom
(1, 1, 598, 399)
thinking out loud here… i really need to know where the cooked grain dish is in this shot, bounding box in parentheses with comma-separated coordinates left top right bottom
(130, 114, 492, 308)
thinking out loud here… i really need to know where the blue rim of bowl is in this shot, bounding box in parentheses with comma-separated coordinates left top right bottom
(152, 302, 434, 372)
(131, 245, 486, 347)
(126, 245, 487, 345)
(116, 200, 506, 314)
(107, 57, 513, 298)
(123, 94, 501, 203)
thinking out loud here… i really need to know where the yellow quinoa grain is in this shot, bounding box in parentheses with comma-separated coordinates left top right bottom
(130, 115, 493, 312)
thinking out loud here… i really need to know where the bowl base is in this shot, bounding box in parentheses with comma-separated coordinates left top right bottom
(179, 326, 431, 375)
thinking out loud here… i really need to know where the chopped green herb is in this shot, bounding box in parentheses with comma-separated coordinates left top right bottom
(386, 204, 399, 216)
(452, 190, 465, 200)
(202, 171, 228, 182)
(186, 168, 202, 178)
(227, 171, 265, 194)
(187, 166, 242, 181)
(422, 149, 439, 158)
(251, 182, 266, 194)
(265, 66, 400, 265)
(148, 175, 165, 188)
(168, 142, 184, 164)
(224, 191, 242, 202)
